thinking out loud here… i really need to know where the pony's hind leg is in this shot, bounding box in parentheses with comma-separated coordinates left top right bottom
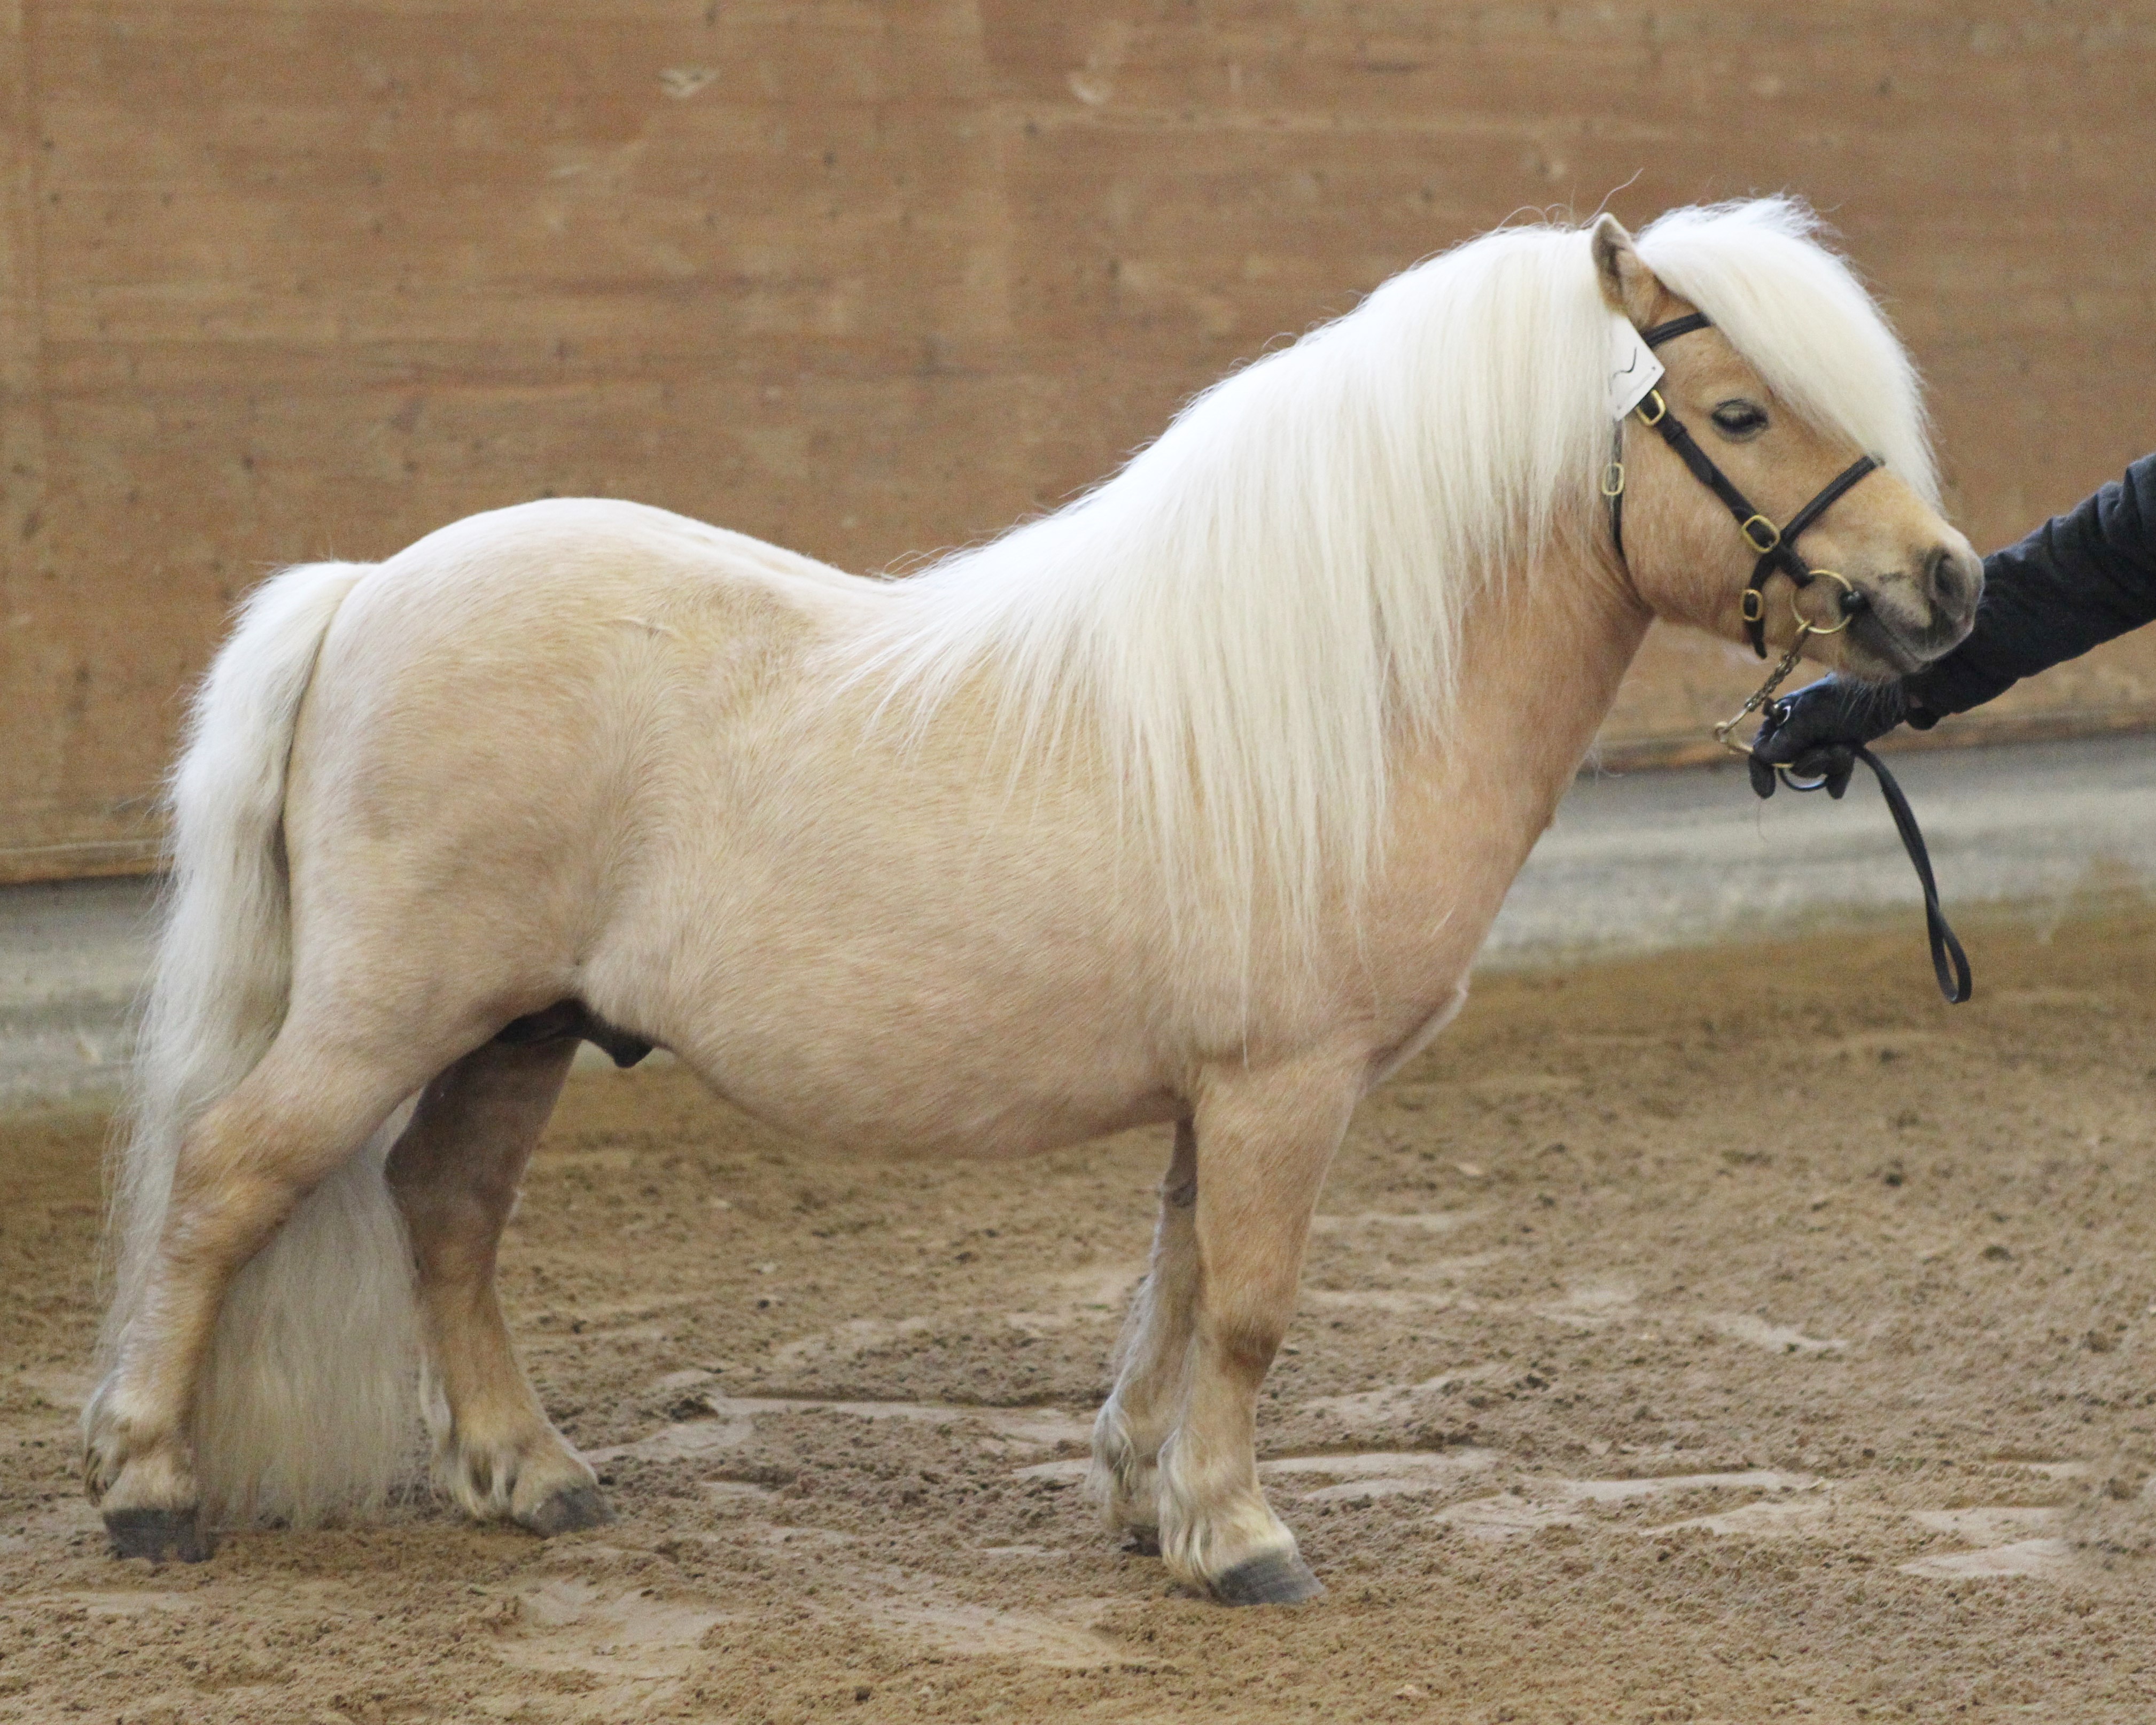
(1155, 1062, 1355, 1606)
(84, 1029, 431, 1560)
(384, 1033, 610, 1536)
(1089, 1119, 1199, 1551)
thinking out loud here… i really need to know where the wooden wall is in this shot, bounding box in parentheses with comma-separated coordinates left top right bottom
(2, 2, 2152, 880)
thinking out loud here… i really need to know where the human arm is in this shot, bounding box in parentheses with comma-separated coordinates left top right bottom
(1902, 450, 2156, 717)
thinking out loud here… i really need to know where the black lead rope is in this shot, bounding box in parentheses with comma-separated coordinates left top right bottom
(1607, 309, 1973, 1004)
(1760, 744, 1973, 1004)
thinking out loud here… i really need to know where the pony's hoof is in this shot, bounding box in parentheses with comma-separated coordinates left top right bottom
(520, 1485, 614, 1537)
(1211, 1550, 1324, 1606)
(105, 1508, 212, 1565)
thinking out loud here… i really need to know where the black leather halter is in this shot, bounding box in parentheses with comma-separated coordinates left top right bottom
(1607, 311, 1880, 657)
(1606, 312, 1972, 1005)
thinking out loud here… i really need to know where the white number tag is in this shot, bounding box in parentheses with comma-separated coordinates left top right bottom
(1606, 316, 1665, 422)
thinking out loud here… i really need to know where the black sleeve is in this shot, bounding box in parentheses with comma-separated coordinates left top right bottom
(1903, 452, 2156, 719)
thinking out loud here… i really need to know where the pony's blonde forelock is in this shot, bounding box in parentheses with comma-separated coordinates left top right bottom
(1634, 198, 1939, 507)
(857, 200, 1931, 971)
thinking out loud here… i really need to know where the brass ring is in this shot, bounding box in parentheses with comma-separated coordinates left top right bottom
(1600, 461, 1625, 499)
(1792, 568, 1857, 636)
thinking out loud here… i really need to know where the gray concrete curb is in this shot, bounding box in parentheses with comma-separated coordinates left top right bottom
(1482, 732, 2156, 968)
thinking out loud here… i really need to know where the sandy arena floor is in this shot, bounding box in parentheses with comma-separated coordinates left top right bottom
(5, 913, 2156, 1723)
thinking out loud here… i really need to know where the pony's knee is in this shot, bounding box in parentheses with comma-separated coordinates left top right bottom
(177, 1038, 417, 1206)
(1205, 1312, 1289, 1380)
(391, 1183, 509, 1279)
(1197, 1268, 1301, 1376)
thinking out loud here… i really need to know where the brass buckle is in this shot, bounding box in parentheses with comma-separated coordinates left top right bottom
(1599, 461, 1625, 499)
(1740, 514, 1781, 554)
(1739, 588, 1765, 624)
(1634, 390, 1667, 427)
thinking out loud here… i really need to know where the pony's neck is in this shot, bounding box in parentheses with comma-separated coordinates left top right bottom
(1461, 559, 1652, 803)
(1372, 550, 1652, 936)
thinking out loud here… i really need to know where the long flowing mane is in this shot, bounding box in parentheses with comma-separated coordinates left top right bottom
(854, 198, 1935, 964)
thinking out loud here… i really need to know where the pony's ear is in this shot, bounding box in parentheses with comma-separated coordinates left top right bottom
(1591, 214, 1661, 325)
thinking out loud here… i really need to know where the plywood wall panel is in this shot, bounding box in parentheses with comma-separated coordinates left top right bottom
(3, 0, 2153, 879)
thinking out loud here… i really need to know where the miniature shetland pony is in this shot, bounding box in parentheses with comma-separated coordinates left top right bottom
(87, 201, 1978, 1603)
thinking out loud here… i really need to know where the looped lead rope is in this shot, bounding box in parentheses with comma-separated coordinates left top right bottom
(1711, 620, 1972, 1005)
(1781, 746, 1973, 1004)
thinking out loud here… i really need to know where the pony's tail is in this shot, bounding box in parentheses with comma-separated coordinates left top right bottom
(95, 560, 423, 1528)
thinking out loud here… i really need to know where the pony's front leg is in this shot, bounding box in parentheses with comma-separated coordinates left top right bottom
(1089, 1119, 1199, 1550)
(385, 1036, 610, 1536)
(1157, 1061, 1355, 1606)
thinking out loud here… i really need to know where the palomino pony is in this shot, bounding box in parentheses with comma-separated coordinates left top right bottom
(85, 199, 1980, 1605)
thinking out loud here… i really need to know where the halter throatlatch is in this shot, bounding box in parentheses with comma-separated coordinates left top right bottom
(1605, 310, 1971, 1006)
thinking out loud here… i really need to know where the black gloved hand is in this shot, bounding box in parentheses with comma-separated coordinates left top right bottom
(1747, 675, 1910, 800)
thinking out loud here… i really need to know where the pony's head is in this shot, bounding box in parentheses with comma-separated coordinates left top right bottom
(1592, 203, 1980, 680)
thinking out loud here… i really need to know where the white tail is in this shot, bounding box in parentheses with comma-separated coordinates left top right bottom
(95, 560, 424, 1527)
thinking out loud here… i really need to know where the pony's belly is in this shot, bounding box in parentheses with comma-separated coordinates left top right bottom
(584, 880, 1189, 1159)
(586, 806, 1200, 1158)
(665, 1016, 1183, 1160)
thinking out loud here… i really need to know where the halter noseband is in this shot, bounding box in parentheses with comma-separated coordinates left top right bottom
(1606, 311, 1881, 658)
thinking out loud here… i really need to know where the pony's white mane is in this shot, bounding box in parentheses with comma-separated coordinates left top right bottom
(858, 197, 1933, 963)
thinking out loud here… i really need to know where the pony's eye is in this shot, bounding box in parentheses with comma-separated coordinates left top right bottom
(1711, 400, 1769, 439)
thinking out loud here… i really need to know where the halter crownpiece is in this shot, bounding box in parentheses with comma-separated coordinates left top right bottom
(1604, 312, 1881, 657)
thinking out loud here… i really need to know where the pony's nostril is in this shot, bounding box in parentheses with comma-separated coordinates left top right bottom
(1921, 544, 1981, 616)
(1919, 545, 1947, 600)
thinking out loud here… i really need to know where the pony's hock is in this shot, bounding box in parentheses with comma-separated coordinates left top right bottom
(85, 199, 1980, 1602)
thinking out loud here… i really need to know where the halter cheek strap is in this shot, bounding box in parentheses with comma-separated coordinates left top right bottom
(1606, 312, 1880, 657)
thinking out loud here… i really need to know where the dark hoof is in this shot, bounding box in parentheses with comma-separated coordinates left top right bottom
(1212, 1550, 1324, 1606)
(1122, 1528, 1162, 1557)
(105, 1508, 212, 1565)
(522, 1485, 614, 1537)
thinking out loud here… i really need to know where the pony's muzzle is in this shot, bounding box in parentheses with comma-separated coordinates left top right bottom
(1839, 540, 1982, 675)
